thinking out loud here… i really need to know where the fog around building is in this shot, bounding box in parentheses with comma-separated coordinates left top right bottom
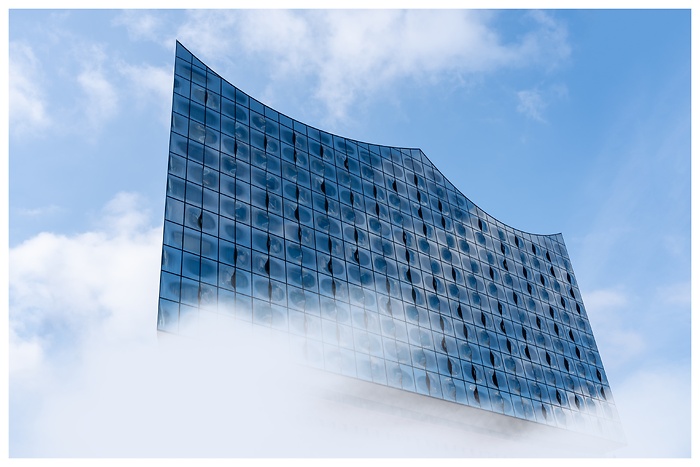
(8, 192, 690, 457)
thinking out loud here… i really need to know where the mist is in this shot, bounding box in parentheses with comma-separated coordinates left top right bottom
(10, 317, 624, 458)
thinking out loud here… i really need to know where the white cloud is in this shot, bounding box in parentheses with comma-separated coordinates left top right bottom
(11, 18, 168, 140)
(175, 10, 571, 123)
(173, 10, 240, 59)
(118, 62, 173, 125)
(9, 192, 162, 371)
(515, 82, 568, 122)
(581, 280, 689, 393)
(654, 280, 690, 307)
(77, 65, 119, 131)
(10, 34, 115, 139)
(599, 329, 647, 367)
(113, 10, 165, 42)
(13, 204, 63, 218)
(517, 88, 547, 122)
(579, 287, 649, 372)
(9, 41, 51, 134)
(55, 40, 121, 134)
(521, 9, 571, 69)
(584, 287, 629, 312)
(609, 363, 690, 457)
(8, 329, 44, 376)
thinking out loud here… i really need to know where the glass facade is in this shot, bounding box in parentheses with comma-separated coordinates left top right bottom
(158, 41, 622, 440)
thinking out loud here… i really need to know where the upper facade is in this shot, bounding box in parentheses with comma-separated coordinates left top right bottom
(157, 42, 622, 441)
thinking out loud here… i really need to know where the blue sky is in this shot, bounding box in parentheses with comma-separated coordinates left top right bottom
(7, 8, 692, 457)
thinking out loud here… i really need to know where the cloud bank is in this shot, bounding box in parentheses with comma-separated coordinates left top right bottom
(12, 10, 571, 139)
(9, 41, 51, 134)
(171, 9, 571, 123)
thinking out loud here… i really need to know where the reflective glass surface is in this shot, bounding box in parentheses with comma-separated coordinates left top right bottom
(159, 41, 621, 439)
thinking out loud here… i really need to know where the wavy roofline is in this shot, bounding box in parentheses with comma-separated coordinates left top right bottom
(175, 40, 564, 240)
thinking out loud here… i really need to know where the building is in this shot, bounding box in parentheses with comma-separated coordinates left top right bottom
(157, 41, 623, 453)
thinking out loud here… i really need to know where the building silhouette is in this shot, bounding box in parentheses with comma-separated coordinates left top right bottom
(157, 41, 623, 450)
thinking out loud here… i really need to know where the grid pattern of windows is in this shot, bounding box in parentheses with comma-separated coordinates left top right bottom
(158, 42, 621, 440)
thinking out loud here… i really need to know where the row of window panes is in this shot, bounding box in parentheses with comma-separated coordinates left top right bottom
(157, 280, 609, 396)
(161, 234, 591, 357)
(157, 289, 608, 400)
(159, 247, 603, 376)
(162, 233, 591, 349)
(170, 161, 576, 298)
(171, 67, 574, 261)
(163, 183, 575, 314)
(173, 103, 571, 265)
(170, 127, 576, 286)
(161, 249, 589, 362)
